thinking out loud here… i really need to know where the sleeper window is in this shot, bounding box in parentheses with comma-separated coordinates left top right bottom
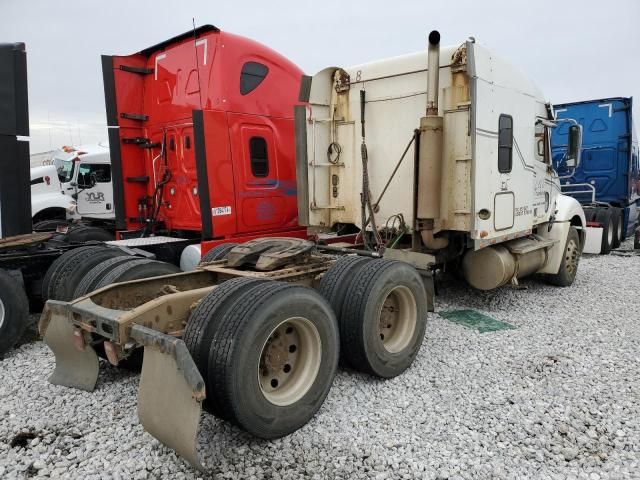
(498, 114, 513, 173)
(240, 62, 269, 95)
(249, 137, 269, 177)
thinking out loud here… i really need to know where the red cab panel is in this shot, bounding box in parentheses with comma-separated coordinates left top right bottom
(102, 25, 307, 243)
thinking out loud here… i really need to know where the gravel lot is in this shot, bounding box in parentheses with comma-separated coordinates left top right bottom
(1, 240, 639, 479)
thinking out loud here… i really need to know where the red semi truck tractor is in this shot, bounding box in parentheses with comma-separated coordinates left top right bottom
(1, 27, 311, 356)
(102, 24, 307, 260)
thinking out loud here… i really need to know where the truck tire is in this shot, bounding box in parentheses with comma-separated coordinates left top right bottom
(42, 246, 114, 300)
(200, 242, 238, 264)
(611, 208, 623, 248)
(33, 219, 68, 232)
(584, 208, 598, 223)
(0, 270, 30, 356)
(207, 281, 339, 438)
(341, 259, 427, 378)
(73, 256, 139, 298)
(48, 247, 127, 301)
(318, 256, 372, 317)
(65, 225, 114, 243)
(184, 277, 268, 415)
(634, 227, 640, 250)
(318, 255, 372, 366)
(546, 226, 581, 287)
(595, 209, 614, 254)
(94, 259, 181, 289)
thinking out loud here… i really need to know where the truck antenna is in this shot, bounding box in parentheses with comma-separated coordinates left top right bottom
(192, 18, 204, 110)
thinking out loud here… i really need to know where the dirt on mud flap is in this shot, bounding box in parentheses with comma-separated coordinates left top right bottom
(130, 325, 206, 471)
(39, 301, 100, 391)
(38, 293, 210, 471)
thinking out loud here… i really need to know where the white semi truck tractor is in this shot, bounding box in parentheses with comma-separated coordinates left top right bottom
(297, 31, 586, 289)
(39, 31, 586, 470)
(31, 143, 115, 233)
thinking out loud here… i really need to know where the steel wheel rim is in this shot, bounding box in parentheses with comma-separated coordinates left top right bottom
(258, 317, 322, 406)
(0, 298, 4, 330)
(565, 238, 579, 275)
(378, 285, 417, 353)
(607, 219, 614, 245)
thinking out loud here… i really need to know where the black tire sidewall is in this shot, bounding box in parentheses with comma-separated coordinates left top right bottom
(52, 248, 125, 301)
(596, 209, 613, 254)
(201, 243, 238, 263)
(45, 246, 115, 300)
(74, 256, 136, 298)
(226, 288, 339, 438)
(611, 209, 623, 248)
(319, 256, 372, 317)
(114, 261, 181, 282)
(33, 219, 68, 232)
(66, 226, 114, 243)
(358, 263, 427, 378)
(184, 277, 269, 415)
(0, 270, 30, 355)
(547, 226, 580, 287)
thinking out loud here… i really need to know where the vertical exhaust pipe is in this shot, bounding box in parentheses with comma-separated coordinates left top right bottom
(426, 30, 441, 116)
(417, 30, 448, 249)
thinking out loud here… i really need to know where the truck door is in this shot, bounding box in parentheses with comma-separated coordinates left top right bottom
(532, 119, 554, 224)
(228, 113, 288, 234)
(75, 163, 114, 218)
(493, 114, 517, 232)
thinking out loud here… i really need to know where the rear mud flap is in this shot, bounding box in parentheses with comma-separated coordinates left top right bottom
(40, 301, 99, 391)
(130, 325, 206, 471)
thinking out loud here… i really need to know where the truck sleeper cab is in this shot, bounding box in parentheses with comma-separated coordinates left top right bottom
(552, 97, 639, 253)
(102, 25, 307, 251)
(298, 32, 586, 290)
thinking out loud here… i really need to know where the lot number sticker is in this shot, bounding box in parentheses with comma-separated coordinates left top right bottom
(212, 206, 232, 216)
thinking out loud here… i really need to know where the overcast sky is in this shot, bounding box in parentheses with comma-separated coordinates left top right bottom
(2, 0, 638, 153)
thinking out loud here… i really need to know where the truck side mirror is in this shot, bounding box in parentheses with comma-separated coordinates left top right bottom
(566, 124, 582, 168)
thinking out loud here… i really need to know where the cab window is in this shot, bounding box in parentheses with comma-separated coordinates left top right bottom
(78, 164, 112, 184)
(55, 158, 75, 183)
(534, 120, 550, 164)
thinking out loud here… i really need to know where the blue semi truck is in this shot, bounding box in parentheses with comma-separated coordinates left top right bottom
(552, 97, 640, 253)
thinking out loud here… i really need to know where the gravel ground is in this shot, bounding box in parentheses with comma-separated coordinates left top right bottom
(1, 240, 639, 479)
